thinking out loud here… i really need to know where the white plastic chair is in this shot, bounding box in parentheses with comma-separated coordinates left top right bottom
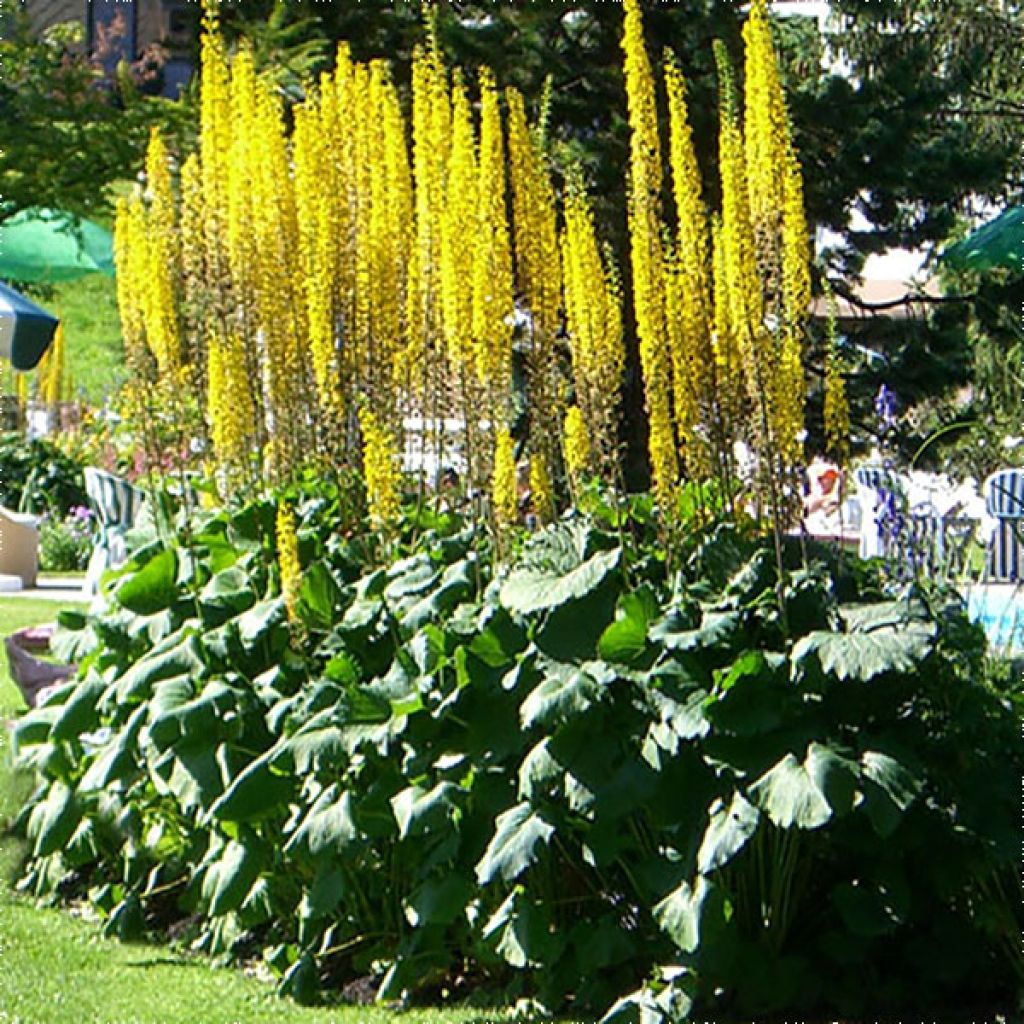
(0, 506, 39, 588)
(83, 468, 146, 595)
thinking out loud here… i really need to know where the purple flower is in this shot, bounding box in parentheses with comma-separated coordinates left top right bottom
(874, 384, 898, 430)
(71, 505, 93, 522)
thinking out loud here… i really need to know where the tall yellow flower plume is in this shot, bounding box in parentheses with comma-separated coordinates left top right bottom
(405, 40, 450, 394)
(472, 68, 514, 405)
(529, 454, 555, 524)
(143, 129, 179, 375)
(207, 333, 254, 476)
(441, 72, 478, 372)
(561, 174, 624, 478)
(14, 372, 28, 416)
(492, 428, 518, 530)
(822, 281, 850, 463)
(664, 56, 716, 477)
(563, 405, 592, 485)
(506, 88, 561, 339)
(743, 0, 788, 231)
(506, 86, 562, 474)
(276, 502, 302, 623)
(621, 0, 677, 505)
(359, 407, 401, 524)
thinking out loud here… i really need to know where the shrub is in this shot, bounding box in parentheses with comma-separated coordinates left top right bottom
(11, 486, 1023, 1018)
(0, 431, 88, 516)
(38, 505, 94, 572)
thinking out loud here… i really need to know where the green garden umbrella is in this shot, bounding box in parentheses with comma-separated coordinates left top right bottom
(941, 206, 1024, 275)
(0, 281, 59, 370)
(0, 207, 115, 283)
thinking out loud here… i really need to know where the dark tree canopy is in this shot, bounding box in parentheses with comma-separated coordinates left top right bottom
(0, 9, 186, 223)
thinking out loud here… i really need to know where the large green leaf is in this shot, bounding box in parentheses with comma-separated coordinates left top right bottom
(400, 557, 475, 630)
(203, 839, 261, 916)
(860, 750, 921, 836)
(49, 676, 105, 742)
(518, 738, 563, 801)
(285, 784, 359, 856)
(271, 722, 346, 776)
(237, 598, 287, 650)
(112, 629, 205, 705)
(391, 781, 460, 839)
(599, 588, 657, 665)
(296, 562, 342, 631)
(79, 706, 147, 791)
(483, 888, 562, 969)
(697, 792, 760, 873)
(209, 752, 294, 823)
(26, 781, 80, 858)
(500, 547, 621, 616)
(791, 626, 934, 684)
(519, 660, 613, 729)
(655, 609, 741, 654)
(147, 679, 239, 752)
(653, 876, 715, 954)
(115, 548, 179, 615)
(199, 565, 254, 622)
(475, 802, 555, 884)
(404, 875, 474, 927)
(748, 750, 833, 830)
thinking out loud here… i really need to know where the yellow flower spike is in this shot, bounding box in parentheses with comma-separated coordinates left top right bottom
(207, 333, 254, 475)
(506, 86, 563, 479)
(492, 428, 518, 531)
(561, 177, 624, 479)
(143, 129, 180, 376)
(781, 142, 812, 333)
(529, 454, 555, 524)
(664, 56, 716, 477)
(359, 407, 401, 525)
(13, 371, 27, 414)
(506, 87, 561, 340)
(113, 197, 148, 365)
(743, 0, 789, 230)
(562, 405, 592, 486)
(621, 0, 678, 504)
(441, 72, 478, 372)
(822, 283, 850, 464)
(404, 41, 450, 398)
(472, 68, 514, 406)
(276, 502, 302, 624)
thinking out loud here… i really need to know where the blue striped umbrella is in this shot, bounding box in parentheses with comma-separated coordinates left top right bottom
(0, 281, 59, 370)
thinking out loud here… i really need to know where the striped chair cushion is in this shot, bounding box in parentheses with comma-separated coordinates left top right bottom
(983, 469, 1024, 518)
(983, 470, 1024, 582)
(854, 465, 903, 496)
(84, 468, 145, 530)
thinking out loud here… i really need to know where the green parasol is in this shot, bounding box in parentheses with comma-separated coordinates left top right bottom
(940, 206, 1024, 276)
(0, 207, 115, 283)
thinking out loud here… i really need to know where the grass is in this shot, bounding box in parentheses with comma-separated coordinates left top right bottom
(47, 274, 125, 405)
(6, 273, 124, 407)
(0, 598, 486, 1024)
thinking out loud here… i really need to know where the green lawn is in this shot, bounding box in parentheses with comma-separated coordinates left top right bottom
(48, 273, 125, 404)
(0, 599, 484, 1024)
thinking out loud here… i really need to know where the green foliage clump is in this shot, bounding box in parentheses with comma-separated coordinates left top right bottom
(39, 506, 94, 571)
(0, 432, 87, 516)
(10, 484, 1022, 1019)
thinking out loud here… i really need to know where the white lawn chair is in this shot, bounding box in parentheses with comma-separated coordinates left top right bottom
(853, 465, 905, 560)
(0, 506, 39, 588)
(83, 468, 146, 595)
(982, 469, 1024, 582)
